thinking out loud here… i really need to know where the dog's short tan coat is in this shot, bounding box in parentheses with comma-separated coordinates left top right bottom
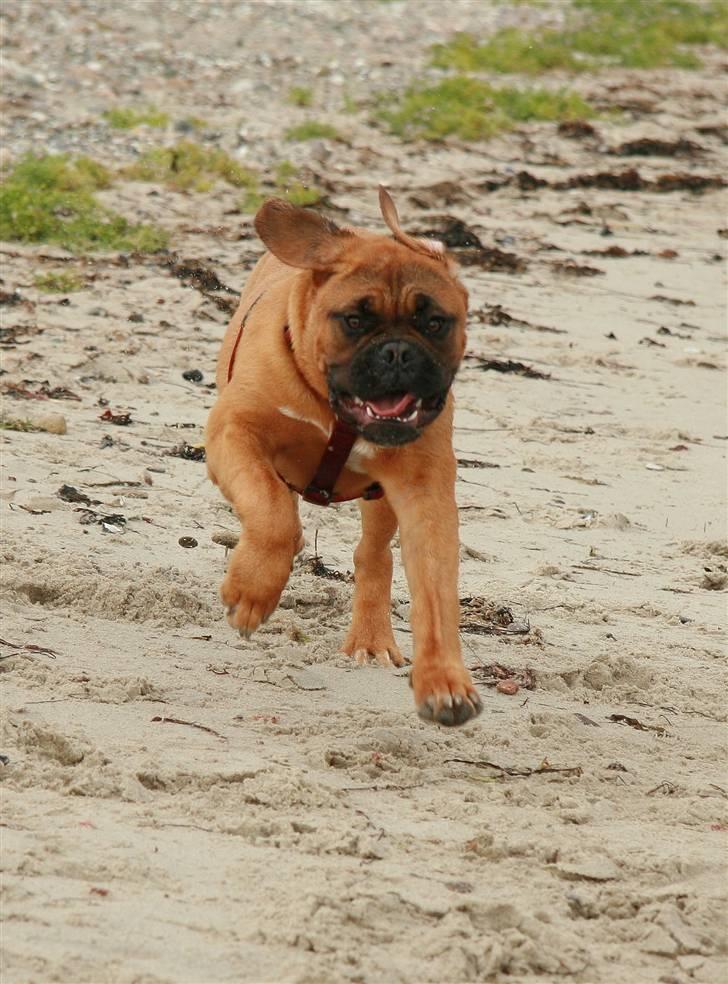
(206, 190, 481, 726)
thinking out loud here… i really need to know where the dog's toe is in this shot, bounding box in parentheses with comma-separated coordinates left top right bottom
(414, 667, 483, 728)
(351, 645, 407, 668)
(418, 693, 481, 727)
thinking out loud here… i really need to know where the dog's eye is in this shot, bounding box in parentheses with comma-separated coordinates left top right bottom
(344, 314, 364, 333)
(425, 316, 447, 336)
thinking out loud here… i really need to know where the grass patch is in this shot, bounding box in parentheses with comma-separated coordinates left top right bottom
(103, 106, 170, 129)
(0, 417, 41, 432)
(285, 121, 343, 141)
(288, 86, 314, 107)
(34, 271, 84, 293)
(123, 141, 258, 194)
(0, 155, 168, 253)
(432, 29, 582, 74)
(238, 161, 322, 213)
(432, 1, 728, 74)
(378, 76, 594, 141)
(273, 162, 322, 206)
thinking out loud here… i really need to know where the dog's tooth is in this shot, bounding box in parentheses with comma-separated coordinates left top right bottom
(416, 398, 423, 408)
(365, 405, 376, 418)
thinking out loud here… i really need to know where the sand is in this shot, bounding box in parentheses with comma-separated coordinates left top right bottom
(1, 2, 727, 982)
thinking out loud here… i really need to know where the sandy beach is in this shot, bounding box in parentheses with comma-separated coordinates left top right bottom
(1, 2, 726, 981)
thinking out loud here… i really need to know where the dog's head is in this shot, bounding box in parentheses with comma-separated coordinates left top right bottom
(255, 188, 468, 446)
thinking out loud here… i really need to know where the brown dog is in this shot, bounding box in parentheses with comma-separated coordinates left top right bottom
(205, 188, 482, 726)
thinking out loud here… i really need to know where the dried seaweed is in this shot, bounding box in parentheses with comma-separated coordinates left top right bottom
(467, 356, 551, 380)
(304, 556, 352, 582)
(167, 443, 206, 462)
(607, 713, 668, 736)
(552, 259, 604, 277)
(610, 137, 703, 158)
(57, 484, 93, 505)
(99, 408, 132, 426)
(460, 598, 531, 636)
(413, 217, 527, 272)
(474, 304, 565, 335)
(164, 257, 237, 295)
(472, 662, 536, 689)
(558, 120, 597, 139)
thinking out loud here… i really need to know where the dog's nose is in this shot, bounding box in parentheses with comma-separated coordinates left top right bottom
(377, 341, 414, 368)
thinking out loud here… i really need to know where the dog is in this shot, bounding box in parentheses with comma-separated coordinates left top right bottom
(205, 188, 482, 726)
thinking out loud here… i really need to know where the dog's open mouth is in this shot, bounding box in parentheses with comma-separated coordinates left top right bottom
(332, 390, 447, 444)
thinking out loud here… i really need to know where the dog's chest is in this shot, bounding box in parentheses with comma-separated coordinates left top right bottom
(274, 406, 379, 493)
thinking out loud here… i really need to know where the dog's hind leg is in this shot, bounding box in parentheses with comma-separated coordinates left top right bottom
(341, 496, 406, 668)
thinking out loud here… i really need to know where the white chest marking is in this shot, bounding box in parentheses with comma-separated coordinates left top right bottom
(348, 437, 379, 474)
(278, 406, 329, 438)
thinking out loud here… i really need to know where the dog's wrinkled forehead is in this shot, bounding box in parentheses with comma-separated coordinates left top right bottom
(329, 264, 464, 321)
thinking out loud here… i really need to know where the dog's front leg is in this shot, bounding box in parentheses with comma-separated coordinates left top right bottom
(341, 496, 405, 668)
(386, 454, 482, 726)
(206, 412, 301, 638)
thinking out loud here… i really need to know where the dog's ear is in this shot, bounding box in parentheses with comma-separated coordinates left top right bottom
(255, 199, 353, 270)
(378, 186, 447, 262)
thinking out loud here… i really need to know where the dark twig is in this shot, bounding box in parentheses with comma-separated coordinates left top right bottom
(444, 758, 582, 778)
(0, 638, 58, 658)
(151, 716, 227, 740)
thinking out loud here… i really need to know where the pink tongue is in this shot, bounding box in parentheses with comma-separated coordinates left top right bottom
(366, 393, 414, 418)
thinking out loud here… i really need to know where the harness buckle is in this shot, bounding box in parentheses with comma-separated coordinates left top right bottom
(302, 485, 332, 506)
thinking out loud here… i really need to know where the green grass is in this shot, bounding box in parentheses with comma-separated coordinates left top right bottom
(431, 0, 728, 74)
(0, 155, 168, 253)
(432, 29, 582, 74)
(239, 161, 322, 213)
(288, 86, 313, 107)
(34, 271, 84, 293)
(284, 121, 343, 141)
(103, 106, 170, 129)
(123, 141, 258, 193)
(0, 417, 41, 432)
(272, 162, 322, 206)
(378, 76, 594, 141)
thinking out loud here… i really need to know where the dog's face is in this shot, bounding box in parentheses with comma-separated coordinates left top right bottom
(255, 190, 468, 446)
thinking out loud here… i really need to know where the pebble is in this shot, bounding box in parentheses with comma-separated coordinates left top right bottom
(178, 536, 198, 548)
(36, 413, 67, 435)
(496, 679, 519, 696)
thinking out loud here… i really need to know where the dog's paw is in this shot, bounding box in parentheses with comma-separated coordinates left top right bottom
(412, 664, 482, 727)
(221, 542, 291, 638)
(340, 625, 407, 668)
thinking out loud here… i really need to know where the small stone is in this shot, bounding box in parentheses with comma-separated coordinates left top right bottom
(182, 369, 204, 383)
(178, 536, 198, 548)
(496, 679, 519, 695)
(556, 858, 620, 882)
(212, 531, 239, 549)
(36, 413, 67, 435)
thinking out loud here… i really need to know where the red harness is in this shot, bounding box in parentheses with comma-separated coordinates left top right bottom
(226, 301, 384, 507)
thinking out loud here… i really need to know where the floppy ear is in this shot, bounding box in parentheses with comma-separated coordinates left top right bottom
(254, 198, 353, 270)
(378, 186, 447, 262)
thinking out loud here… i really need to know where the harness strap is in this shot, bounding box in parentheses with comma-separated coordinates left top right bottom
(227, 292, 264, 384)
(225, 299, 383, 507)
